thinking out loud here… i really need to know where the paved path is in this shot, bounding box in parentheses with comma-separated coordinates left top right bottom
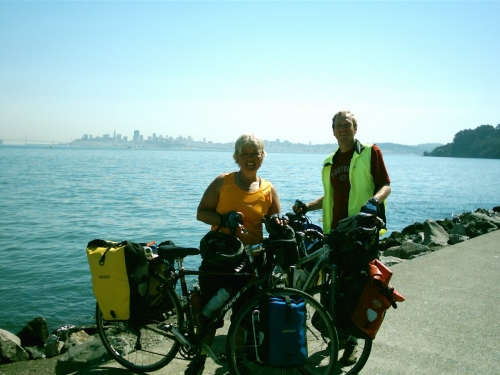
(2, 230, 499, 375)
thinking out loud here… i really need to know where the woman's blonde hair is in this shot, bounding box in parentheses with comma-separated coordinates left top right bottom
(233, 133, 266, 163)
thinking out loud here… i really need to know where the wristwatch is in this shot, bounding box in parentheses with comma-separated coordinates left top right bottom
(371, 197, 379, 204)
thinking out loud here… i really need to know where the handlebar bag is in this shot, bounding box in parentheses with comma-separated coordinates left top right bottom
(266, 225, 299, 269)
(258, 295, 308, 368)
(87, 239, 149, 320)
(328, 215, 380, 273)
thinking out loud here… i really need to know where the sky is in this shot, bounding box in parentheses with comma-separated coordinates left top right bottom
(1, 1, 499, 146)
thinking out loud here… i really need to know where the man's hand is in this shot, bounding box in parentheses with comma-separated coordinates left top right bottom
(292, 199, 308, 215)
(361, 198, 380, 216)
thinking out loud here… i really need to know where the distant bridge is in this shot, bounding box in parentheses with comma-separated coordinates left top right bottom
(0, 138, 72, 145)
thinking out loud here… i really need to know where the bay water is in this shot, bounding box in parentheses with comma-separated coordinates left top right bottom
(1, 145, 499, 334)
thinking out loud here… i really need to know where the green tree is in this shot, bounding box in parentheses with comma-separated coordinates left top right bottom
(426, 124, 500, 159)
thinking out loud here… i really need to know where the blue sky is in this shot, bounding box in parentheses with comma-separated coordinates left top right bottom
(1, 1, 499, 146)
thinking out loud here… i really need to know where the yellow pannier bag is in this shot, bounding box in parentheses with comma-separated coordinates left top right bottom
(87, 239, 149, 320)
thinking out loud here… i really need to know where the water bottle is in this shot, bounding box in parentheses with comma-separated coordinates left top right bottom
(190, 282, 202, 327)
(202, 287, 231, 319)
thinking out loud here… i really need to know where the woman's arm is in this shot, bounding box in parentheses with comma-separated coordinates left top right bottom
(267, 185, 282, 217)
(196, 174, 226, 226)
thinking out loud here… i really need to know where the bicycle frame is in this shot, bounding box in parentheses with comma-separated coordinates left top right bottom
(158, 243, 271, 365)
(288, 211, 382, 294)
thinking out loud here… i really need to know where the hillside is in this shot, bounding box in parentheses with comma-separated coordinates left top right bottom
(424, 124, 500, 159)
(263, 141, 441, 155)
(376, 143, 442, 155)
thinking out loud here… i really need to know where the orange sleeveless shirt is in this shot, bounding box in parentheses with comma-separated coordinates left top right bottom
(213, 172, 273, 245)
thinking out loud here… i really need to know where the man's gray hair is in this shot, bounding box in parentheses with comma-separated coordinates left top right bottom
(332, 110, 357, 130)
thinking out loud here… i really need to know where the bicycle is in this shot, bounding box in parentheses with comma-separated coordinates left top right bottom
(280, 207, 385, 375)
(95, 235, 339, 374)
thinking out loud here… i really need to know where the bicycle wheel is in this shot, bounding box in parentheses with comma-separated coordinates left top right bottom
(226, 287, 338, 375)
(307, 285, 372, 375)
(96, 286, 184, 373)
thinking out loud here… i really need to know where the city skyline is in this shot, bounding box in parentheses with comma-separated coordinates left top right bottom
(0, 129, 288, 146)
(0, 127, 444, 148)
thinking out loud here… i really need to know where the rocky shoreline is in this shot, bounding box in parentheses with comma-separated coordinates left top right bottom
(378, 207, 500, 265)
(1, 207, 499, 374)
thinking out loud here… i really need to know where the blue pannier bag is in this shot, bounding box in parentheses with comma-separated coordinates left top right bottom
(259, 295, 308, 368)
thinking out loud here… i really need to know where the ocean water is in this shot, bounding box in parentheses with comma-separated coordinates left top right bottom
(1, 145, 499, 334)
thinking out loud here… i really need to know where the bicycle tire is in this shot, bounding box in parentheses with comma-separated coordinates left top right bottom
(226, 287, 338, 375)
(307, 285, 372, 375)
(96, 286, 184, 373)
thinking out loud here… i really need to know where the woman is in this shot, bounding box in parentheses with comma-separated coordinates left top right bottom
(187, 133, 285, 375)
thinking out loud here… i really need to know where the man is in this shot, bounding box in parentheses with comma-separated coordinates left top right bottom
(294, 110, 390, 234)
(294, 110, 391, 364)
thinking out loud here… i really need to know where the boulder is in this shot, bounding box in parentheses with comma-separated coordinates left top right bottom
(55, 337, 110, 375)
(466, 212, 500, 232)
(45, 325, 96, 358)
(382, 241, 431, 259)
(52, 325, 79, 342)
(448, 234, 469, 245)
(63, 330, 92, 351)
(410, 232, 424, 244)
(16, 317, 49, 348)
(379, 231, 405, 251)
(422, 218, 450, 248)
(0, 329, 29, 363)
(401, 222, 424, 236)
(436, 218, 454, 231)
(24, 346, 46, 359)
(450, 212, 500, 237)
(45, 334, 65, 358)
